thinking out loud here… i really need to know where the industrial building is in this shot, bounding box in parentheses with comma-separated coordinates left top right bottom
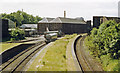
(37, 17, 91, 34)
(93, 16, 120, 28)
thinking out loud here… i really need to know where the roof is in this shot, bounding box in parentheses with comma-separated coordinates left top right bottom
(39, 17, 86, 24)
(58, 17, 86, 24)
(20, 24, 37, 29)
(47, 18, 54, 22)
(38, 17, 54, 23)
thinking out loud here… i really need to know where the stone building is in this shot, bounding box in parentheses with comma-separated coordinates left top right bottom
(93, 16, 120, 28)
(38, 17, 91, 34)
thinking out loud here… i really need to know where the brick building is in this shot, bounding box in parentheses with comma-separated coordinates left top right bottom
(38, 17, 91, 34)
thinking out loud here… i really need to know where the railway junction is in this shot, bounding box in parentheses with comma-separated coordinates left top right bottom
(0, 34, 106, 73)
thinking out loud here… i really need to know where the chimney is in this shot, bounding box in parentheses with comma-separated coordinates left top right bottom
(64, 11, 66, 18)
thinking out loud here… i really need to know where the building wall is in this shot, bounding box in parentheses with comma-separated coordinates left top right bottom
(86, 20, 92, 32)
(37, 23, 49, 34)
(0, 19, 9, 38)
(93, 16, 120, 28)
(38, 23, 89, 34)
(93, 16, 102, 29)
(49, 23, 62, 31)
(62, 23, 88, 34)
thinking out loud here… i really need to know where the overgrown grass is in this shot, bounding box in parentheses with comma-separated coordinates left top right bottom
(27, 34, 77, 71)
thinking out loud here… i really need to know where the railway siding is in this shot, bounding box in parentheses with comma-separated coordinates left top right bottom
(0, 37, 45, 65)
(1, 41, 46, 72)
(75, 36, 103, 71)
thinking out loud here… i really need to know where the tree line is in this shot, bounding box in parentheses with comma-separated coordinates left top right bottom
(0, 10, 42, 27)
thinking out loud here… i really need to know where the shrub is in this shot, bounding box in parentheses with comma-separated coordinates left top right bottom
(85, 20, 120, 71)
(10, 28, 25, 41)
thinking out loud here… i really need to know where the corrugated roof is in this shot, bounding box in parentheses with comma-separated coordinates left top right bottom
(20, 24, 37, 29)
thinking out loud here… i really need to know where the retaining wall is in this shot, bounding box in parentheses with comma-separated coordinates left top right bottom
(0, 43, 34, 65)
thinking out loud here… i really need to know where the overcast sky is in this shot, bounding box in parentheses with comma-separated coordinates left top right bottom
(0, 0, 119, 20)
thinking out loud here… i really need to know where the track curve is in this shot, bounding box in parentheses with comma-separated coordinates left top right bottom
(74, 35, 103, 72)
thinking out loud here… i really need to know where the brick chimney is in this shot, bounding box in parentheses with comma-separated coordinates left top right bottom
(64, 11, 66, 18)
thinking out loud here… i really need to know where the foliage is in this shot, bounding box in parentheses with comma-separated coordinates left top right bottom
(10, 28, 25, 41)
(0, 10, 42, 27)
(85, 20, 120, 71)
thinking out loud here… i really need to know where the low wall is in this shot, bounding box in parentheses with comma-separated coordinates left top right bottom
(0, 43, 34, 65)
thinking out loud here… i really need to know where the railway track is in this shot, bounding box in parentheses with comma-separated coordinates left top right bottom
(74, 36, 103, 73)
(1, 41, 46, 72)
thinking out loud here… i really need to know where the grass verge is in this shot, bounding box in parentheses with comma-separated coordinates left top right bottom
(0, 43, 21, 54)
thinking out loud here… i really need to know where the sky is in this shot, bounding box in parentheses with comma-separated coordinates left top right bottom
(0, 0, 120, 20)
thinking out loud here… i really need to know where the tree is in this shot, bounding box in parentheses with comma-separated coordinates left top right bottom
(10, 28, 25, 41)
(85, 20, 120, 59)
(0, 10, 42, 27)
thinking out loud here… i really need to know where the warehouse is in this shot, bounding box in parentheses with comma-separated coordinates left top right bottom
(38, 17, 91, 34)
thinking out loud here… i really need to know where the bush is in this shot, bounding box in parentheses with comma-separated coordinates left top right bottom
(10, 28, 25, 41)
(85, 20, 120, 71)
